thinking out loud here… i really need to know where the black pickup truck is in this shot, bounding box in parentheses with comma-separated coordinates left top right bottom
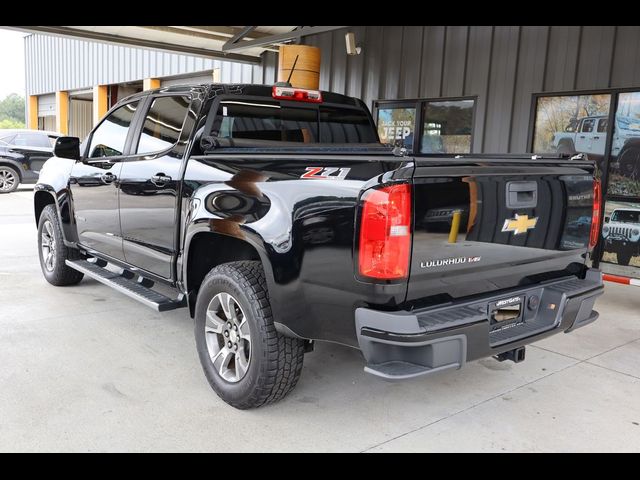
(34, 83, 604, 409)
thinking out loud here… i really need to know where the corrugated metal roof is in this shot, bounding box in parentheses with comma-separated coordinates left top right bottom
(25, 33, 265, 95)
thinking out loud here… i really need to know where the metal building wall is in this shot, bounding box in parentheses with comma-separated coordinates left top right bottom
(25, 33, 266, 96)
(303, 26, 640, 153)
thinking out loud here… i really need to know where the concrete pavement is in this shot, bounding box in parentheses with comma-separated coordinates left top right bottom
(1, 187, 639, 452)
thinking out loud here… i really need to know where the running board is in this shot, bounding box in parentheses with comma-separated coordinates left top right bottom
(66, 259, 186, 312)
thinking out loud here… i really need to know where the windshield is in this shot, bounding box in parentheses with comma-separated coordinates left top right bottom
(611, 210, 640, 223)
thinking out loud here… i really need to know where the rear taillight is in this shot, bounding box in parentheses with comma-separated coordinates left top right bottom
(272, 85, 323, 103)
(589, 179, 602, 249)
(358, 184, 412, 280)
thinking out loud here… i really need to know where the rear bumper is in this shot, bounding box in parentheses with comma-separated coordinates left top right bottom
(355, 270, 604, 381)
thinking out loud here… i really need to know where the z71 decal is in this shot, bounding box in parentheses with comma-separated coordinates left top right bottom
(301, 167, 351, 180)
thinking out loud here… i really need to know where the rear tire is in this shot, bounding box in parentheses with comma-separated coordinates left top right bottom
(37, 205, 84, 286)
(0, 166, 20, 193)
(195, 261, 305, 409)
(616, 251, 632, 266)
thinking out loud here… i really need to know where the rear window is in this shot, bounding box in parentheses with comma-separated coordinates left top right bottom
(208, 100, 377, 146)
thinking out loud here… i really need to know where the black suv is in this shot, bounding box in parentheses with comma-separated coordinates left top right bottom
(0, 129, 61, 193)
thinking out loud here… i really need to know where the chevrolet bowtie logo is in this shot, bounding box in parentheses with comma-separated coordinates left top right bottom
(502, 214, 538, 235)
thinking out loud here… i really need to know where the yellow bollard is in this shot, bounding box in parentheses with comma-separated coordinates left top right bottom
(448, 210, 462, 244)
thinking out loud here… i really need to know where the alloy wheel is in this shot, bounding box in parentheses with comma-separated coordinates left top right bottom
(41, 220, 57, 272)
(205, 292, 251, 383)
(0, 168, 17, 192)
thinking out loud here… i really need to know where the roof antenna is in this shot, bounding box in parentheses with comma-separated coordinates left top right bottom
(274, 54, 299, 88)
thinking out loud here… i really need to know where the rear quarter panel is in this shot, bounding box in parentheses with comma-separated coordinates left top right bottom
(182, 154, 413, 346)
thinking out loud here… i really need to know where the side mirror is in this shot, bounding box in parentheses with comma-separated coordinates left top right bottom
(53, 136, 81, 161)
(604, 216, 610, 223)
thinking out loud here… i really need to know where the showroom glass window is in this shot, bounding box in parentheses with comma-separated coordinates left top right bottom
(600, 91, 640, 270)
(420, 100, 474, 154)
(136, 96, 191, 154)
(608, 92, 640, 197)
(88, 101, 139, 158)
(532, 94, 611, 157)
(376, 106, 416, 151)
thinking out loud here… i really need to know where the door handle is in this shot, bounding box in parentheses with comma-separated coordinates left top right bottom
(579, 135, 586, 139)
(100, 172, 117, 184)
(151, 173, 172, 186)
(593, 136, 600, 140)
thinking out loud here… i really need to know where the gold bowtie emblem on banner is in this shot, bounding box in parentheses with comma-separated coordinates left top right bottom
(501, 214, 538, 235)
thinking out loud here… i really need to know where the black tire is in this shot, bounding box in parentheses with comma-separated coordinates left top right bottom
(37, 204, 84, 286)
(0, 165, 20, 193)
(557, 140, 575, 155)
(195, 261, 305, 409)
(618, 146, 640, 180)
(616, 251, 632, 266)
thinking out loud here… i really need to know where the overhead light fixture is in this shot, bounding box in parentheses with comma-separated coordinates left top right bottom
(345, 32, 362, 56)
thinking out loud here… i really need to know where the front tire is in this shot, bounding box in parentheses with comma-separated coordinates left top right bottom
(195, 261, 305, 409)
(0, 165, 20, 193)
(618, 146, 640, 180)
(616, 250, 633, 266)
(37, 205, 84, 286)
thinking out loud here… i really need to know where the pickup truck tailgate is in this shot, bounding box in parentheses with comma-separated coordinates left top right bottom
(407, 160, 596, 303)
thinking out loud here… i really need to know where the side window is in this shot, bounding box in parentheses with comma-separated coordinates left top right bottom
(597, 118, 608, 133)
(88, 101, 139, 158)
(13, 133, 51, 148)
(582, 119, 595, 133)
(136, 95, 191, 154)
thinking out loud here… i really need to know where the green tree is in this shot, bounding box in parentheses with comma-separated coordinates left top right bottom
(0, 118, 25, 129)
(0, 93, 25, 124)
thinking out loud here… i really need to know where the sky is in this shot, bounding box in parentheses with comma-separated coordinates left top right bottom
(0, 29, 25, 99)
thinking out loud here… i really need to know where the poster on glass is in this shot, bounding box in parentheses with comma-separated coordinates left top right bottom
(376, 107, 415, 151)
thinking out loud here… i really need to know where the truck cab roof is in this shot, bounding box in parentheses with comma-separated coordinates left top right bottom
(116, 83, 366, 109)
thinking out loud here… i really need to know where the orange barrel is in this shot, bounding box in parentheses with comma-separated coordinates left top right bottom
(278, 45, 321, 90)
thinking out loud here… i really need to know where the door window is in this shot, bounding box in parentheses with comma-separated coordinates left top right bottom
(88, 101, 139, 158)
(581, 119, 595, 133)
(597, 118, 608, 133)
(136, 96, 191, 154)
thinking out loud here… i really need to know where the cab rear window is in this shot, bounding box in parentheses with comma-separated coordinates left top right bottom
(208, 100, 377, 146)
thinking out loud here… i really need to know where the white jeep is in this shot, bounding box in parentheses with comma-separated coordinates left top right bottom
(552, 115, 640, 179)
(602, 208, 640, 266)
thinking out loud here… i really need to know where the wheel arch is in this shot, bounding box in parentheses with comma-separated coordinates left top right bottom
(183, 230, 271, 318)
(34, 189, 56, 225)
(557, 138, 575, 151)
(621, 138, 640, 151)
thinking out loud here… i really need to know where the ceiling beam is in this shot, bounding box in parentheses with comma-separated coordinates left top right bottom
(12, 26, 262, 63)
(222, 26, 349, 52)
(139, 26, 234, 43)
(224, 26, 257, 49)
(186, 26, 272, 39)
